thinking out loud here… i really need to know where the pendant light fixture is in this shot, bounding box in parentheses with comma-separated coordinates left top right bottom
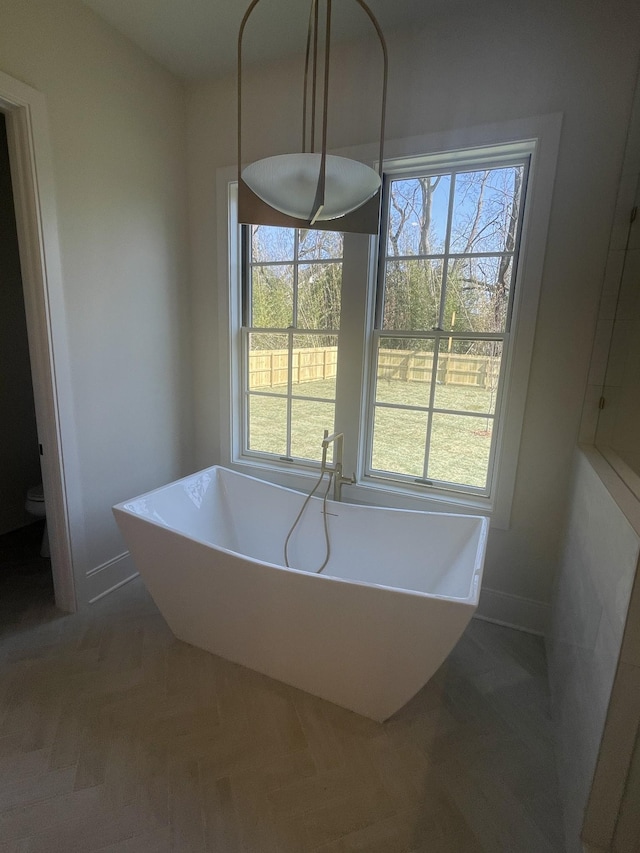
(237, 0, 388, 234)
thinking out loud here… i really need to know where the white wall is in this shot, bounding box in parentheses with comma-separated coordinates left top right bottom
(0, 114, 41, 535)
(187, 0, 640, 611)
(0, 0, 191, 602)
(590, 77, 640, 477)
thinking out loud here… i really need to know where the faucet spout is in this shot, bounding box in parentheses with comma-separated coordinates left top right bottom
(321, 432, 343, 448)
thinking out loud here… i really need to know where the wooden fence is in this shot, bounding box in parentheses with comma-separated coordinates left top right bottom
(249, 347, 338, 390)
(376, 348, 501, 389)
(249, 346, 500, 390)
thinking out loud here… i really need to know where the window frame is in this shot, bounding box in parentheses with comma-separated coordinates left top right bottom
(217, 115, 562, 528)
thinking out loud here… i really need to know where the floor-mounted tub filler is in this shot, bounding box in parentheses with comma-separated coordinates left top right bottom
(113, 466, 489, 721)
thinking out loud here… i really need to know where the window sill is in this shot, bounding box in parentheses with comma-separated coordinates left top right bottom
(228, 455, 500, 526)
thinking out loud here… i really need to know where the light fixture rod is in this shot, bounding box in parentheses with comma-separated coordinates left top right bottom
(353, 0, 388, 175)
(237, 0, 262, 185)
(310, 0, 332, 223)
(302, 0, 316, 152)
(320, 0, 331, 161)
(311, 0, 319, 152)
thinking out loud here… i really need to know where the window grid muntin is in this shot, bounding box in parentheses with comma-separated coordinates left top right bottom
(436, 169, 457, 330)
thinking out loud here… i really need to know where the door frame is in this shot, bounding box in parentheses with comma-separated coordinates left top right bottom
(0, 71, 78, 613)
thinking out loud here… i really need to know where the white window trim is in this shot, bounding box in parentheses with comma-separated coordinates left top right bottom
(216, 114, 562, 528)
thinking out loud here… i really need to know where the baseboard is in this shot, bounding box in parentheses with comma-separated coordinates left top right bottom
(85, 551, 138, 604)
(474, 586, 550, 636)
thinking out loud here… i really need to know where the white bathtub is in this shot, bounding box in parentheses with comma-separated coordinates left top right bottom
(113, 466, 488, 721)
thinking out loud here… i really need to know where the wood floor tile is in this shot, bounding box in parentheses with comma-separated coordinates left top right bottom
(168, 757, 206, 852)
(201, 774, 242, 852)
(0, 786, 108, 842)
(0, 841, 30, 853)
(295, 781, 397, 850)
(0, 541, 566, 853)
(312, 808, 427, 852)
(0, 766, 76, 812)
(89, 825, 172, 853)
(23, 799, 159, 853)
(293, 693, 350, 773)
(410, 823, 485, 853)
(0, 746, 51, 783)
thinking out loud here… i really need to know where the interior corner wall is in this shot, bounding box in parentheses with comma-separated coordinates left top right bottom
(186, 0, 640, 612)
(0, 0, 191, 603)
(0, 113, 41, 535)
(547, 449, 640, 853)
(548, 59, 640, 853)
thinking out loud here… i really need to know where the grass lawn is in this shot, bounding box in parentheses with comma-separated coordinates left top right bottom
(248, 378, 495, 488)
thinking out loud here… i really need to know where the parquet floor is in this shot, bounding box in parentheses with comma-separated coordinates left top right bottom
(0, 525, 566, 852)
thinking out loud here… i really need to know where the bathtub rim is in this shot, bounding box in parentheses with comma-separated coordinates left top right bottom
(113, 465, 489, 605)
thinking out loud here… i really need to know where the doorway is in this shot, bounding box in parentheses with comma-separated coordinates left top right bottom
(0, 113, 54, 621)
(0, 71, 77, 613)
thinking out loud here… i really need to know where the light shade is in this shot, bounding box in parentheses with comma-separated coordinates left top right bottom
(242, 153, 381, 222)
(238, 0, 387, 233)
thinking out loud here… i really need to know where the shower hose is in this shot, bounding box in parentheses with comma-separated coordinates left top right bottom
(283, 467, 334, 574)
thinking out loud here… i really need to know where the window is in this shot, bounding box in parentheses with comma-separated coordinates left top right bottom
(243, 227, 343, 463)
(368, 160, 527, 497)
(240, 154, 526, 494)
(221, 120, 561, 525)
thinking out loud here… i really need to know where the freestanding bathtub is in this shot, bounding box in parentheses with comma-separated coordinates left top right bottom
(113, 466, 488, 721)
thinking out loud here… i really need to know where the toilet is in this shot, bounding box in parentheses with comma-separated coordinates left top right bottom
(25, 483, 49, 558)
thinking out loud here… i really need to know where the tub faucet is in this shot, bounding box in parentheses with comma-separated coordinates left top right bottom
(321, 430, 356, 502)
